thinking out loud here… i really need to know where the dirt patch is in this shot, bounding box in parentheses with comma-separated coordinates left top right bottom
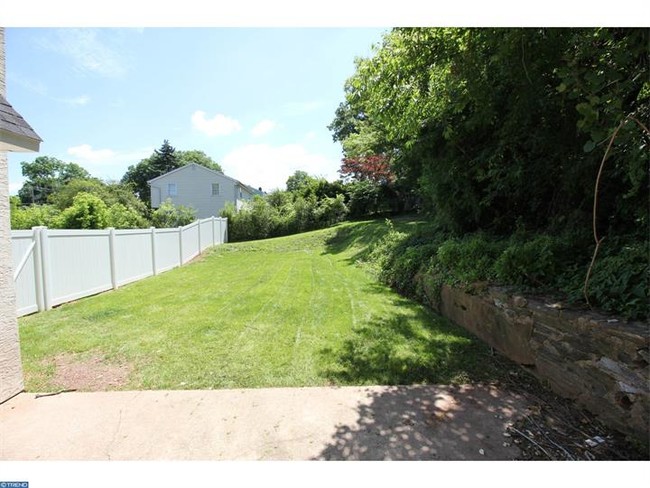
(49, 352, 132, 391)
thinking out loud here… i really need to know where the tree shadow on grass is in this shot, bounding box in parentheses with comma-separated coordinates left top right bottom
(324, 220, 390, 263)
(324, 216, 431, 265)
(320, 301, 511, 387)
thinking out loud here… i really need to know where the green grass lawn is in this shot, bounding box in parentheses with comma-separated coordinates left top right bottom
(19, 218, 508, 391)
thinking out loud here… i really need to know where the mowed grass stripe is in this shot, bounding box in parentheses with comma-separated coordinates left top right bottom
(18, 220, 509, 391)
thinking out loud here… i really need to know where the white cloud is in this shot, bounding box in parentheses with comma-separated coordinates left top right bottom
(250, 119, 276, 137)
(221, 143, 339, 191)
(191, 111, 242, 137)
(40, 29, 127, 78)
(66, 144, 153, 180)
(67, 144, 115, 164)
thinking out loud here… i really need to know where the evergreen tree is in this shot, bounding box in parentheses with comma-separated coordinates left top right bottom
(122, 140, 181, 205)
(151, 139, 179, 174)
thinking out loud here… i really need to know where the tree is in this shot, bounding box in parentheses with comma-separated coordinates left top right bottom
(48, 178, 106, 210)
(339, 154, 393, 184)
(151, 199, 196, 228)
(177, 150, 223, 172)
(10, 198, 60, 230)
(106, 203, 149, 229)
(18, 156, 91, 205)
(332, 28, 649, 235)
(55, 192, 109, 229)
(150, 139, 178, 175)
(122, 140, 179, 204)
(49, 178, 149, 227)
(121, 158, 155, 204)
(285, 171, 313, 192)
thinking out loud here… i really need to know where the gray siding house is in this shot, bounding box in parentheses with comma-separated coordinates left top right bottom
(148, 163, 259, 218)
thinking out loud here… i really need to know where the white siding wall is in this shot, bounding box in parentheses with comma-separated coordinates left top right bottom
(1, 151, 24, 401)
(1, 27, 25, 402)
(150, 164, 240, 219)
(10, 218, 228, 317)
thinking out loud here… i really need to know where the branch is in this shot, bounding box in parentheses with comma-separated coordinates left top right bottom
(584, 113, 650, 306)
(521, 35, 533, 86)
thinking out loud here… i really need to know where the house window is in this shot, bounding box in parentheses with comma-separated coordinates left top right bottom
(239, 189, 243, 198)
(168, 183, 177, 196)
(212, 183, 220, 196)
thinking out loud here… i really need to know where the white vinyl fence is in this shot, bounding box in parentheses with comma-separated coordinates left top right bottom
(11, 217, 228, 317)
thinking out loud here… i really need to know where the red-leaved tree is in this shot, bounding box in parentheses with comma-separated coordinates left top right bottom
(339, 154, 394, 184)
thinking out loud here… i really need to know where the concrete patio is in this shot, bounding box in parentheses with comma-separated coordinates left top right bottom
(0, 384, 526, 461)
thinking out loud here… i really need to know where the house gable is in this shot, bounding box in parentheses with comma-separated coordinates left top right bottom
(148, 163, 256, 219)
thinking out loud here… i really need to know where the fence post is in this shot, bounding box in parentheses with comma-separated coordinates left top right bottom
(150, 227, 158, 276)
(178, 226, 184, 266)
(211, 216, 216, 246)
(223, 218, 228, 243)
(198, 219, 202, 254)
(39, 226, 52, 311)
(108, 228, 118, 290)
(32, 226, 44, 312)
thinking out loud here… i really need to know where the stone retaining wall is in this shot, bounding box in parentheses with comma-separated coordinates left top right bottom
(418, 277, 649, 441)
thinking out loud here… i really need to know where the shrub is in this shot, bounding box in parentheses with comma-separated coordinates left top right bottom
(363, 218, 647, 321)
(347, 180, 381, 217)
(55, 192, 109, 229)
(556, 239, 648, 321)
(106, 203, 150, 229)
(436, 234, 505, 285)
(367, 220, 440, 295)
(314, 194, 348, 227)
(493, 235, 568, 288)
(151, 199, 196, 228)
(10, 201, 61, 229)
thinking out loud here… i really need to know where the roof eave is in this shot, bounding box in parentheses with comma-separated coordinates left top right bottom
(0, 129, 41, 152)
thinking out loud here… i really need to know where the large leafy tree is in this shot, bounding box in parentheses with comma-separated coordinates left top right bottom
(285, 170, 313, 192)
(333, 28, 649, 235)
(18, 156, 91, 205)
(177, 150, 223, 172)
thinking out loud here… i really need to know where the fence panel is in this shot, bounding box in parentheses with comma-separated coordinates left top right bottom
(47, 229, 113, 307)
(11, 217, 227, 316)
(199, 218, 213, 252)
(11, 230, 39, 316)
(181, 221, 200, 263)
(113, 229, 154, 286)
(155, 228, 180, 273)
(218, 217, 227, 244)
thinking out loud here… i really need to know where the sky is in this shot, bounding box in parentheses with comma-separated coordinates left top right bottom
(5, 27, 387, 194)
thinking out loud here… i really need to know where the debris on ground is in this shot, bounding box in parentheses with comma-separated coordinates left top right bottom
(494, 361, 648, 461)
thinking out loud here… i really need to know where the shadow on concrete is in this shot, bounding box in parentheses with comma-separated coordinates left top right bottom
(313, 384, 525, 460)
